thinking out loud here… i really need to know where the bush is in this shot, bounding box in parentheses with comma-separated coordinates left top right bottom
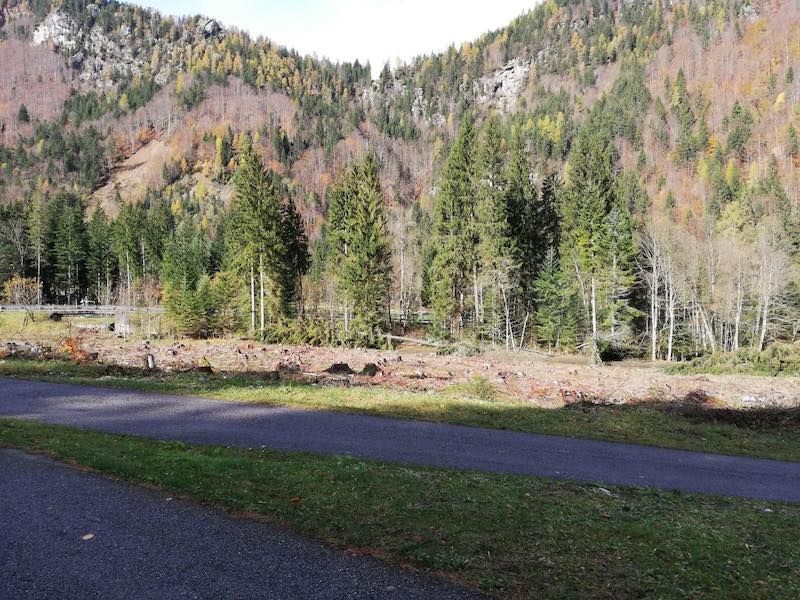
(437, 342, 483, 357)
(264, 317, 338, 347)
(451, 375, 499, 403)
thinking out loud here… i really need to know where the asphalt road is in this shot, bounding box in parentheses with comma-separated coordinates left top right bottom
(3, 378, 800, 502)
(0, 449, 482, 600)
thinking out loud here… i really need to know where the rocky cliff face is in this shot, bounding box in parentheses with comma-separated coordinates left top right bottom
(32, 11, 76, 50)
(474, 58, 531, 112)
(32, 9, 172, 90)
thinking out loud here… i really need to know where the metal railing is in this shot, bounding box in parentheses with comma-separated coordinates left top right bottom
(0, 305, 164, 315)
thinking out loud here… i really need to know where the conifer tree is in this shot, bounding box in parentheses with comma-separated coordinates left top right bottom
(504, 124, 532, 306)
(603, 193, 638, 337)
(53, 195, 87, 304)
(329, 155, 393, 345)
(560, 103, 629, 362)
(476, 115, 517, 346)
(534, 247, 575, 350)
(112, 202, 145, 305)
(141, 199, 174, 277)
(17, 104, 29, 124)
(230, 136, 291, 334)
(278, 194, 310, 312)
(26, 189, 47, 305)
(429, 114, 478, 337)
(87, 206, 115, 304)
(506, 128, 559, 312)
(788, 124, 799, 158)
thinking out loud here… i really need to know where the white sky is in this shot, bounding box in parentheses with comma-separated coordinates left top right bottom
(134, 0, 539, 75)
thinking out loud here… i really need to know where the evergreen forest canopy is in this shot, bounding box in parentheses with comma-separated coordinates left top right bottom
(0, 0, 799, 363)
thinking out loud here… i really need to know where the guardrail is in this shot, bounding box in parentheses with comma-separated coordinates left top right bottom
(0, 305, 164, 315)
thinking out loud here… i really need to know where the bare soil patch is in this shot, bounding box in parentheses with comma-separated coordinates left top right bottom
(5, 327, 796, 409)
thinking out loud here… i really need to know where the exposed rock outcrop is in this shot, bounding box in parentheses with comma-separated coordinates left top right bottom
(32, 11, 77, 50)
(475, 58, 530, 112)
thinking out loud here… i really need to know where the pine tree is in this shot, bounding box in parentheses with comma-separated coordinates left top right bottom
(17, 104, 29, 124)
(87, 206, 115, 304)
(429, 114, 478, 337)
(142, 199, 174, 277)
(112, 202, 145, 305)
(510, 123, 559, 312)
(560, 104, 621, 362)
(26, 189, 46, 305)
(603, 192, 638, 338)
(788, 124, 799, 158)
(726, 101, 753, 159)
(505, 125, 535, 309)
(230, 136, 287, 334)
(534, 248, 575, 350)
(53, 195, 87, 304)
(161, 221, 212, 336)
(475, 115, 517, 346)
(329, 155, 393, 345)
(278, 194, 310, 312)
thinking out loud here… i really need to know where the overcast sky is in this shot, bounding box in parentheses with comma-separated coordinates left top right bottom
(133, 0, 537, 75)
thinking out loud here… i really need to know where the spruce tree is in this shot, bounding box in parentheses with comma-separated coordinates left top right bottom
(87, 206, 115, 304)
(429, 114, 478, 337)
(26, 189, 47, 305)
(53, 195, 87, 304)
(112, 202, 145, 305)
(231, 136, 287, 333)
(329, 155, 393, 345)
(788, 124, 799, 158)
(533, 247, 575, 350)
(17, 104, 29, 124)
(476, 115, 517, 346)
(278, 194, 310, 312)
(603, 194, 638, 338)
(560, 103, 623, 362)
(161, 221, 212, 336)
(505, 125, 533, 306)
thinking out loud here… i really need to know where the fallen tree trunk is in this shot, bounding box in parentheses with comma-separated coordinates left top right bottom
(386, 335, 442, 348)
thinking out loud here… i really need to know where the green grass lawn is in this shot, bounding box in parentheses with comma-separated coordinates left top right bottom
(2, 357, 800, 462)
(1, 418, 798, 599)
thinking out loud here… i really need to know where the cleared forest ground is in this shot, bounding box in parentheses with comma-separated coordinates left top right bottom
(1, 311, 798, 410)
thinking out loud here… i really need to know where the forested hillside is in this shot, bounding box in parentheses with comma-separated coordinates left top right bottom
(1, 0, 799, 362)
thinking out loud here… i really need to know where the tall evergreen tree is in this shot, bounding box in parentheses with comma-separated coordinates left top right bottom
(279, 194, 310, 312)
(230, 136, 290, 334)
(506, 127, 560, 312)
(787, 124, 799, 158)
(329, 155, 393, 345)
(26, 189, 47, 305)
(534, 247, 575, 350)
(429, 113, 478, 337)
(475, 115, 518, 346)
(560, 102, 635, 362)
(53, 194, 87, 304)
(87, 206, 115, 304)
(112, 202, 145, 305)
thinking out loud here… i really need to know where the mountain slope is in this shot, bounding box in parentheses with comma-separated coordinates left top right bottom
(1, 0, 799, 357)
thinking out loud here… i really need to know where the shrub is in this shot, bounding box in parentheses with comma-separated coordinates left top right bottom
(456, 375, 499, 403)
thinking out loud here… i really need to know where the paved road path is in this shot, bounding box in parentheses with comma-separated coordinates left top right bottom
(3, 378, 800, 502)
(0, 450, 481, 600)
